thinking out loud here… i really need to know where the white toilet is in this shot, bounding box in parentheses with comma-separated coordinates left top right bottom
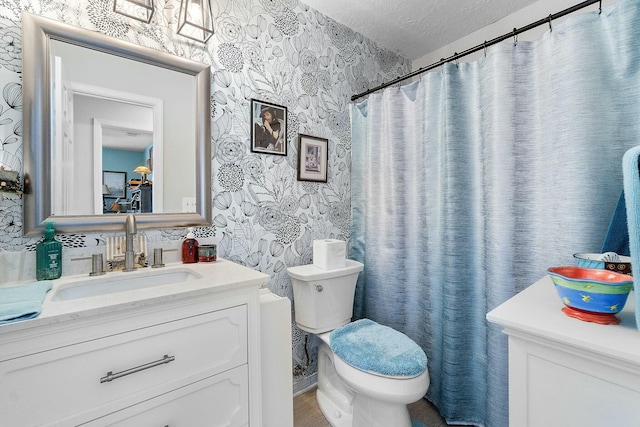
(287, 259, 430, 427)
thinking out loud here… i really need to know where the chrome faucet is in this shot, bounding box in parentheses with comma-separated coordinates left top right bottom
(124, 214, 137, 272)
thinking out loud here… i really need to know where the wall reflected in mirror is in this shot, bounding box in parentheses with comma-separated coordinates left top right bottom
(49, 38, 196, 217)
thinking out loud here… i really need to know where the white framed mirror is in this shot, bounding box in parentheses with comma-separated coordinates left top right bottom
(22, 12, 211, 236)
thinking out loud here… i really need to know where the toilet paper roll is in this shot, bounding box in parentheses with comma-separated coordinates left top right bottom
(313, 239, 346, 270)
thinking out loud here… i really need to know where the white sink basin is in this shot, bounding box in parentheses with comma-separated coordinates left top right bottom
(52, 268, 202, 301)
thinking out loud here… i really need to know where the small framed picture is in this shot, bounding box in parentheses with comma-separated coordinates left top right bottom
(251, 99, 287, 156)
(103, 170, 126, 198)
(297, 134, 328, 183)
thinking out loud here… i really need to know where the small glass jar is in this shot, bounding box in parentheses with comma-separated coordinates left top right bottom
(198, 244, 217, 262)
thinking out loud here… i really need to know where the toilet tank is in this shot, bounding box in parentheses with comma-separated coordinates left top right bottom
(287, 259, 363, 334)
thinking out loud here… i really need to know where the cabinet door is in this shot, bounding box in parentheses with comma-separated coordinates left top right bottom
(509, 336, 640, 427)
(0, 305, 247, 426)
(89, 365, 249, 427)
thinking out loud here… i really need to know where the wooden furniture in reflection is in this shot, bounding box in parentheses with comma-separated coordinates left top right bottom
(130, 183, 152, 213)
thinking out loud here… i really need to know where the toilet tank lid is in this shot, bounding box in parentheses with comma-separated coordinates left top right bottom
(287, 259, 363, 281)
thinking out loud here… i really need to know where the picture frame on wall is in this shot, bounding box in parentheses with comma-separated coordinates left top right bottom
(103, 170, 126, 198)
(147, 146, 153, 171)
(250, 99, 287, 156)
(297, 134, 328, 183)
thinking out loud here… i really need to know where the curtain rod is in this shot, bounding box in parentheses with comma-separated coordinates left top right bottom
(351, 0, 602, 101)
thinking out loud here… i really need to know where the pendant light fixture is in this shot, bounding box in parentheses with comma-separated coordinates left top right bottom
(113, 0, 155, 24)
(177, 0, 214, 43)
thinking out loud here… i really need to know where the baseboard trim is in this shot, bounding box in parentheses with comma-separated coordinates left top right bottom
(293, 372, 318, 397)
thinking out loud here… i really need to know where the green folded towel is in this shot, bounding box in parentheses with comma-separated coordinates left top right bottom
(0, 281, 53, 324)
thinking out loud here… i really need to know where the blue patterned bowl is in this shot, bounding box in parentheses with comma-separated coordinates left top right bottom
(573, 253, 632, 276)
(547, 266, 633, 315)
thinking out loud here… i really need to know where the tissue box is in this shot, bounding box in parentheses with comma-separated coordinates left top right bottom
(313, 239, 346, 270)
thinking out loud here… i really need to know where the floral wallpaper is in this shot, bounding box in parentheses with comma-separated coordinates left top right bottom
(0, 0, 409, 391)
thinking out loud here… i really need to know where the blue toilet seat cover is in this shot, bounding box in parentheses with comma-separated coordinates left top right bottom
(329, 319, 428, 377)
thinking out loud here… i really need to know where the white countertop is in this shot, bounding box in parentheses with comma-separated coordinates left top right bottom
(0, 258, 269, 335)
(487, 276, 640, 366)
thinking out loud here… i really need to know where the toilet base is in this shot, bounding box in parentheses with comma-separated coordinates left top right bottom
(317, 384, 415, 427)
(315, 337, 427, 427)
(351, 394, 412, 427)
(317, 388, 353, 427)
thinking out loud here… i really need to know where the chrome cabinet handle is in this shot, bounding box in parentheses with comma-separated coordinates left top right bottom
(100, 354, 175, 383)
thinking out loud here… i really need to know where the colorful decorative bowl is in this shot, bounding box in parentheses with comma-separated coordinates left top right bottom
(547, 266, 634, 325)
(573, 252, 632, 276)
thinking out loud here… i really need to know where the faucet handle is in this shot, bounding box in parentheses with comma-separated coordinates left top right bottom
(152, 248, 165, 268)
(89, 253, 106, 276)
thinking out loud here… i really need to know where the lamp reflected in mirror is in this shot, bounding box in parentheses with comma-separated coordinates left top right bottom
(132, 166, 153, 213)
(134, 165, 151, 185)
(113, 0, 155, 24)
(177, 0, 214, 43)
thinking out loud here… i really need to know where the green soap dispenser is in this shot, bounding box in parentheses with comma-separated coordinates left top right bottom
(36, 222, 62, 280)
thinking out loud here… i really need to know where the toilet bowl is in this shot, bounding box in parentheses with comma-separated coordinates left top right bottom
(287, 260, 430, 427)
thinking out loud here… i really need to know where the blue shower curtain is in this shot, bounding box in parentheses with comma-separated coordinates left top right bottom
(350, 1, 640, 425)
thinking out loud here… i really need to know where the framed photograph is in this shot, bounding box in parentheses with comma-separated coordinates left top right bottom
(103, 171, 126, 198)
(297, 134, 328, 183)
(146, 146, 153, 171)
(251, 99, 287, 156)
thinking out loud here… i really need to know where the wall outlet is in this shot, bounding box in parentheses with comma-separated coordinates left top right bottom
(182, 197, 196, 212)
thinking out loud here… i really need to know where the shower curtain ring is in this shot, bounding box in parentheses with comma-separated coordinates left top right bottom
(484, 41, 488, 57)
(548, 14, 553, 32)
(513, 28, 518, 46)
(599, 0, 602, 14)
(454, 53, 459, 68)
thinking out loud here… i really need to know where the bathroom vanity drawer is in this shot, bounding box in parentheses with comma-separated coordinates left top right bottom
(0, 304, 248, 427)
(88, 365, 249, 426)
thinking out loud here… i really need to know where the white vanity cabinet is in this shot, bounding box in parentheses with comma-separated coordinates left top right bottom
(487, 276, 640, 427)
(0, 260, 269, 427)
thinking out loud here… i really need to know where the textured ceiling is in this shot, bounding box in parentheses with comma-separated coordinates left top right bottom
(301, 0, 542, 60)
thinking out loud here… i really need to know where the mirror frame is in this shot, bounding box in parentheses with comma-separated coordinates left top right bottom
(22, 12, 211, 236)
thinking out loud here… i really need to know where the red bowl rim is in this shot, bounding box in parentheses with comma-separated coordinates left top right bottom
(547, 266, 633, 284)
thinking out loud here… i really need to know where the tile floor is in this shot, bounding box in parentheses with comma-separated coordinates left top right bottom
(293, 387, 455, 427)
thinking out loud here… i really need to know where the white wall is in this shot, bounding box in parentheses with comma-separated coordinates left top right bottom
(413, 0, 620, 70)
